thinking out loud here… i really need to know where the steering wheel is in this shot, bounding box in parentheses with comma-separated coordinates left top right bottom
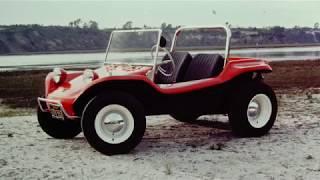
(150, 45, 175, 77)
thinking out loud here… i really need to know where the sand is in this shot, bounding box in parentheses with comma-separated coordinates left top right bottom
(0, 89, 320, 180)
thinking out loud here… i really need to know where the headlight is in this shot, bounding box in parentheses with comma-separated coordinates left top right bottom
(83, 69, 97, 83)
(52, 67, 66, 84)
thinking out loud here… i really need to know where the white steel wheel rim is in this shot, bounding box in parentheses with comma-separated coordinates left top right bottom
(247, 94, 272, 128)
(94, 104, 134, 144)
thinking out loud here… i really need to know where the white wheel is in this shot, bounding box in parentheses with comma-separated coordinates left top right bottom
(81, 92, 146, 155)
(94, 104, 134, 144)
(228, 82, 277, 137)
(247, 94, 272, 128)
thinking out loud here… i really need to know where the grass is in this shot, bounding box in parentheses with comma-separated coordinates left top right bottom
(0, 105, 34, 117)
(0, 70, 49, 108)
(0, 59, 319, 111)
(164, 162, 172, 175)
(265, 60, 320, 89)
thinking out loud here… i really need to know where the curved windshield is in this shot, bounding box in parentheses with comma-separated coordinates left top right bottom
(105, 30, 161, 65)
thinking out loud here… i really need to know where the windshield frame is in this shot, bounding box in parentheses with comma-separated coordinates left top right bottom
(104, 29, 163, 67)
(170, 25, 232, 67)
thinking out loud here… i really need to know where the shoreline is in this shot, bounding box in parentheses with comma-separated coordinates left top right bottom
(1, 43, 320, 56)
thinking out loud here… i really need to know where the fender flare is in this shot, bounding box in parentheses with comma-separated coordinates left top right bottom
(73, 79, 159, 115)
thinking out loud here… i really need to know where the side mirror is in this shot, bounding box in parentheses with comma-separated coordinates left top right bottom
(159, 36, 167, 48)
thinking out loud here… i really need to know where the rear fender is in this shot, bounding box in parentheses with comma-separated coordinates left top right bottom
(221, 59, 272, 81)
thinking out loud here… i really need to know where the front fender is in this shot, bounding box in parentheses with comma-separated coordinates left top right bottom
(73, 77, 159, 116)
(45, 71, 83, 96)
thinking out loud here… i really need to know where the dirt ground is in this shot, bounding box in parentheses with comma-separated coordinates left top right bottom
(0, 89, 320, 180)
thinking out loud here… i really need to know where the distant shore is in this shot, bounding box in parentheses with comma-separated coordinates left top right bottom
(1, 43, 320, 56)
(0, 49, 105, 56)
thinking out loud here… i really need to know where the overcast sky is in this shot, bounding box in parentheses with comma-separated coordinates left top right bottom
(0, 0, 320, 28)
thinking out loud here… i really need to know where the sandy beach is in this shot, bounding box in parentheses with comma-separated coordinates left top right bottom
(0, 89, 319, 179)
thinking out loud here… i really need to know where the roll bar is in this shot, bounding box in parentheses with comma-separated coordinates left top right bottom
(170, 25, 232, 67)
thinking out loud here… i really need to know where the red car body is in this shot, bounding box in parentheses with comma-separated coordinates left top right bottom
(37, 26, 277, 155)
(39, 56, 271, 119)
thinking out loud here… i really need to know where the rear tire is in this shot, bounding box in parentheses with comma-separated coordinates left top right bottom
(81, 92, 146, 155)
(37, 107, 81, 139)
(228, 81, 277, 137)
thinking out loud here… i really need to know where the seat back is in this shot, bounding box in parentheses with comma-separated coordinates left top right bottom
(183, 54, 224, 81)
(154, 51, 192, 84)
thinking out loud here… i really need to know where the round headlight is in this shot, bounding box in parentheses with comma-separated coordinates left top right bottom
(52, 67, 63, 84)
(83, 69, 96, 83)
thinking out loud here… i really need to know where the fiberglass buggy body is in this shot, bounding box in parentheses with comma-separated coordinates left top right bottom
(37, 26, 277, 155)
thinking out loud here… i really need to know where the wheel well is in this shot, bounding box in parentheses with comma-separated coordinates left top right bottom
(73, 80, 159, 116)
(232, 70, 270, 83)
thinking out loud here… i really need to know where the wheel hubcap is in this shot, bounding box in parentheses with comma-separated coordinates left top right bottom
(247, 94, 272, 128)
(247, 101, 260, 119)
(103, 113, 125, 133)
(94, 104, 134, 144)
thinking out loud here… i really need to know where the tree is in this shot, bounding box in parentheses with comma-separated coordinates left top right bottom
(225, 21, 231, 28)
(88, 20, 99, 30)
(314, 22, 319, 29)
(83, 22, 88, 29)
(69, 18, 82, 28)
(160, 23, 173, 30)
(73, 18, 82, 28)
(122, 21, 133, 29)
(69, 22, 74, 27)
(161, 22, 167, 29)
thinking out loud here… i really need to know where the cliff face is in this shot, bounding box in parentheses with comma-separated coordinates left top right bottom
(0, 25, 320, 55)
(0, 26, 110, 54)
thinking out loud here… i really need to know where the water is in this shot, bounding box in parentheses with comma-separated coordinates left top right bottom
(0, 53, 104, 71)
(0, 46, 319, 71)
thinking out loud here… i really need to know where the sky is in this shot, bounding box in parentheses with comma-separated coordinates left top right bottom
(0, 0, 320, 28)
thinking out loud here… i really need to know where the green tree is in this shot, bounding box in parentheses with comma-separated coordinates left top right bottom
(69, 18, 82, 28)
(69, 22, 74, 27)
(73, 18, 82, 28)
(89, 20, 99, 30)
(314, 22, 319, 29)
(161, 22, 167, 29)
(122, 21, 133, 29)
(83, 22, 88, 29)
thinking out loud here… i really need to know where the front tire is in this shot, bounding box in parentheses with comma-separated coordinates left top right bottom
(228, 81, 277, 137)
(37, 108, 81, 139)
(81, 92, 146, 155)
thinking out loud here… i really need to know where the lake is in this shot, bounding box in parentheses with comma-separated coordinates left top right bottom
(0, 46, 319, 71)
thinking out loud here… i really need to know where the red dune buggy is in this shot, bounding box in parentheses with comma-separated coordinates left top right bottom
(37, 26, 277, 155)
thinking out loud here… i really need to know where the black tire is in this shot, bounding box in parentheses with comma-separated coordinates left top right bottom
(170, 113, 199, 123)
(37, 107, 81, 139)
(81, 92, 146, 155)
(228, 81, 277, 137)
